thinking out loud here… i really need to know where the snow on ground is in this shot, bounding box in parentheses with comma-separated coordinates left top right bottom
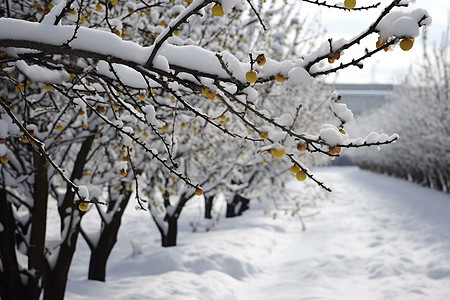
(65, 167, 450, 300)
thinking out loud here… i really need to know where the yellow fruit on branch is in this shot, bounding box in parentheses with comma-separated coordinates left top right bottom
(329, 147, 342, 155)
(120, 170, 127, 177)
(162, 124, 169, 132)
(275, 73, 287, 82)
(290, 165, 300, 174)
(78, 202, 89, 211)
(255, 54, 266, 66)
(211, 4, 224, 17)
(1, 155, 8, 164)
(376, 38, 387, 49)
(139, 94, 147, 101)
(400, 38, 414, 51)
(296, 171, 307, 181)
(246, 70, 258, 83)
(270, 147, 285, 159)
(195, 187, 203, 196)
(344, 0, 356, 9)
(110, 0, 118, 5)
(44, 84, 53, 91)
(297, 143, 307, 152)
(206, 89, 216, 100)
(258, 131, 269, 139)
(56, 124, 63, 131)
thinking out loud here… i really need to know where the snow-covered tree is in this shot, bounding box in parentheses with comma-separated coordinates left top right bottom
(0, 0, 431, 299)
(347, 26, 450, 192)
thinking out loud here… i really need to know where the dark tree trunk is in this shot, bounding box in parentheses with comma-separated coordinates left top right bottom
(43, 226, 80, 300)
(204, 194, 215, 219)
(43, 135, 94, 300)
(226, 194, 250, 218)
(25, 152, 49, 300)
(162, 216, 178, 247)
(87, 191, 131, 281)
(0, 188, 24, 300)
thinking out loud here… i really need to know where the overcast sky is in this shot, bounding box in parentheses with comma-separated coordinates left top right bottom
(301, 0, 450, 84)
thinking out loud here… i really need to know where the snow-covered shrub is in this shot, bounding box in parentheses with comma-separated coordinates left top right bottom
(347, 29, 450, 192)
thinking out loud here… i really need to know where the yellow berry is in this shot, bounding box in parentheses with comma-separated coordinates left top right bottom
(78, 202, 89, 211)
(255, 54, 266, 66)
(246, 71, 258, 83)
(344, 0, 356, 9)
(297, 143, 307, 152)
(96, 4, 103, 11)
(44, 84, 53, 91)
(139, 94, 147, 101)
(400, 38, 414, 51)
(173, 30, 181, 36)
(56, 124, 63, 131)
(120, 170, 127, 177)
(195, 187, 203, 196)
(339, 129, 346, 134)
(206, 89, 216, 101)
(259, 131, 268, 139)
(211, 4, 224, 17)
(110, 0, 118, 5)
(296, 171, 307, 181)
(290, 165, 300, 174)
(82, 124, 88, 130)
(79, 110, 85, 116)
(270, 147, 285, 159)
(329, 147, 342, 155)
(1, 155, 8, 164)
(162, 125, 169, 132)
(275, 73, 287, 82)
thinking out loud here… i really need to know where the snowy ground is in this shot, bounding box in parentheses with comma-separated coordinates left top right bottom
(65, 167, 450, 300)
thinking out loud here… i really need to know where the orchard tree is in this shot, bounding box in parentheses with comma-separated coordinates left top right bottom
(0, 0, 431, 299)
(347, 26, 449, 192)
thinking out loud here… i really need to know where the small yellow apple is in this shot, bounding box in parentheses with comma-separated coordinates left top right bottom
(275, 73, 287, 82)
(195, 187, 203, 196)
(255, 54, 266, 66)
(211, 4, 224, 17)
(290, 165, 300, 174)
(296, 171, 307, 181)
(1, 155, 8, 164)
(344, 0, 356, 9)
(259, 131, 269, 139)
(78, 202, 89, 211)
(400, 38, 414, 51)
(246, 71, 258, 83)
(270, 147, 285, 159)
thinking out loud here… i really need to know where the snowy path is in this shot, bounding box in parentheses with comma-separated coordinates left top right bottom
(243, 167, 450, 300)
(66, 167, 450, 300)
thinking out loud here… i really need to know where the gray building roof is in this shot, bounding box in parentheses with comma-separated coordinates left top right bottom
(333, 83, 394, 115)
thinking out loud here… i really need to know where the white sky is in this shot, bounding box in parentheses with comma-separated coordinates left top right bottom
(301, 0, 450, 84)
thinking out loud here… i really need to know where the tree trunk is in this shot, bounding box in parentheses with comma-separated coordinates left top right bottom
(226, 194, 250, 218)
(43, 136, 94, 300)
(0, 188, 24, 300)
(43, 225, 80, 300)
(87, 191, 131, 281)
(25, 152, 49, 300)
(162, 216, 178, 247)
(204, 194, 214, 219)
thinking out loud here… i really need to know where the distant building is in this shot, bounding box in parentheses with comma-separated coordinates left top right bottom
(334, 83, 393, 115)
